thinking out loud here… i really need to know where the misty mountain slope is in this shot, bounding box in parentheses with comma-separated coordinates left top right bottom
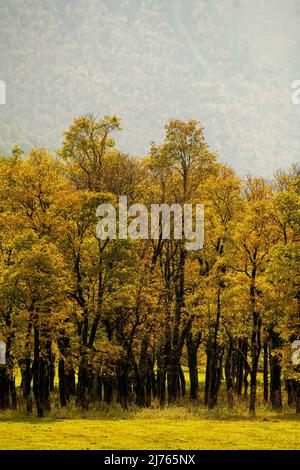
(0, 0, 299, 176)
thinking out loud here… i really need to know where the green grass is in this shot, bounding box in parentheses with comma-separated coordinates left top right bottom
(3, 368, 299, 450)
(0, 405, 299, 450)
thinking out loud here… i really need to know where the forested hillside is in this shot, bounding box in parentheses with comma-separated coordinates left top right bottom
(0, 117, 36, 154)
(0, 115, 299, 418)
(1, 0, 300, 176)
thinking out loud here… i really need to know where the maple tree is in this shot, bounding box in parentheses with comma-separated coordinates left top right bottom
(0, 116, 299, 416)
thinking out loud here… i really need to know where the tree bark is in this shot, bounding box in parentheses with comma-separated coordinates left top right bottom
(269, 331, 282, 410)
(225, 341, 234, 409)
(187, 331, 201, 400)
(263, 337, 269, 402)
(249, 273, 261, 414)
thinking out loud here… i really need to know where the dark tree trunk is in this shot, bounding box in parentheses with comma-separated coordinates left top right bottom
(0, 354, 16, 410)
(151, 369, 157, 399)
(0, 371, 16, 410)
(235, 339, 244, 395)
(88, 373, 101, 403)
(249, 273, 261, 414)
(167, 353, 180, 403)
(58, 358, 68, 407)
(134, 337, 149, 407)
(145, 364, 152, 407)
(0, 366, 9, 410)
(98, 376, 103, 402)
(206, 284, 224, 410)
(67, 369, 76, 396)
(249, 368, 258, 413)
(120, 373, 128, 409)
(9, 376, 17, 409)
(286, 379, 296, 406)
(157, 348, 167, 406)
(167, 242, 187, 404)
(208, 344, 224, 409)
(296, 382, 300, 414)
(0, 310, 17, 410)
(249, 311, 261, 414)
(225, 341, 234, 409)
(49, 352, 55, 393)
(103, 377, 113, 404)
(134, 368, 145, 407)
(116, 356, 130, 409)
(269, 331, 282, 410)
(21, 355, 33, 413)
(58, 335, 71, 407)
(187, 331, 201, 400)
(235, 339, 248, 397)
(145, 350, 155, 406)
(20, 358, 32, 401)
(32, 318, 52, 417)
(158, 367, 166, 406)
(76, 360, 89, 409)
(22, 310, 34, 412)
(178, 365, 186, 397)
(263, 338, 269, 402)
(243, 368, 249, 398)
(204, 347, 211, 406)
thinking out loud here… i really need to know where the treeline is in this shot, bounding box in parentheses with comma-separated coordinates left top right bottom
(0, 116, 299, 417)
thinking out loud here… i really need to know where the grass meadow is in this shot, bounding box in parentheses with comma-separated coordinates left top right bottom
(0, 369, 299, 450)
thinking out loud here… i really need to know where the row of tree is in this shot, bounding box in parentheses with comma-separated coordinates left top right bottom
(0, 116, 299, 416)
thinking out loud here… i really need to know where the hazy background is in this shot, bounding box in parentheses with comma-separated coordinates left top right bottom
(0, 0, 300, 176)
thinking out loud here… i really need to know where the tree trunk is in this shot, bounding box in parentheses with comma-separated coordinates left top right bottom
(286, 379, 296, 406)
(296, 382, 300, 414)
(32, 318, 52, 417)
(88, 373, 101, 403)
(103, 377, 113, 404)
(263, 338, 268, 402)
(0, 366, 9, 409)
(187, 331, 201, 400)
(208, 345, 224, 409)
(67, 368, 76, 396)
(243, 368, 249, 398)
(157, 348, 167, 406)
(178, 365, 186, 397)
(206, 285, 224, 410)
(58, 358, 68, 407)
(204, 346, 211, 406)
(235, 338, 246, 395)
(249, 273, 261, 414)
(269, 331, 282, 410)
(76, 360, 89, 409)
(58, 335, 71, 407)
(145, 364, 152, 407)
(225, 342, 234, 409)
(167, 353, 180, 403)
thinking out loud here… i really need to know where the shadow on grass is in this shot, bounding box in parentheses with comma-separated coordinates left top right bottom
(0, 399, 299, 425)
